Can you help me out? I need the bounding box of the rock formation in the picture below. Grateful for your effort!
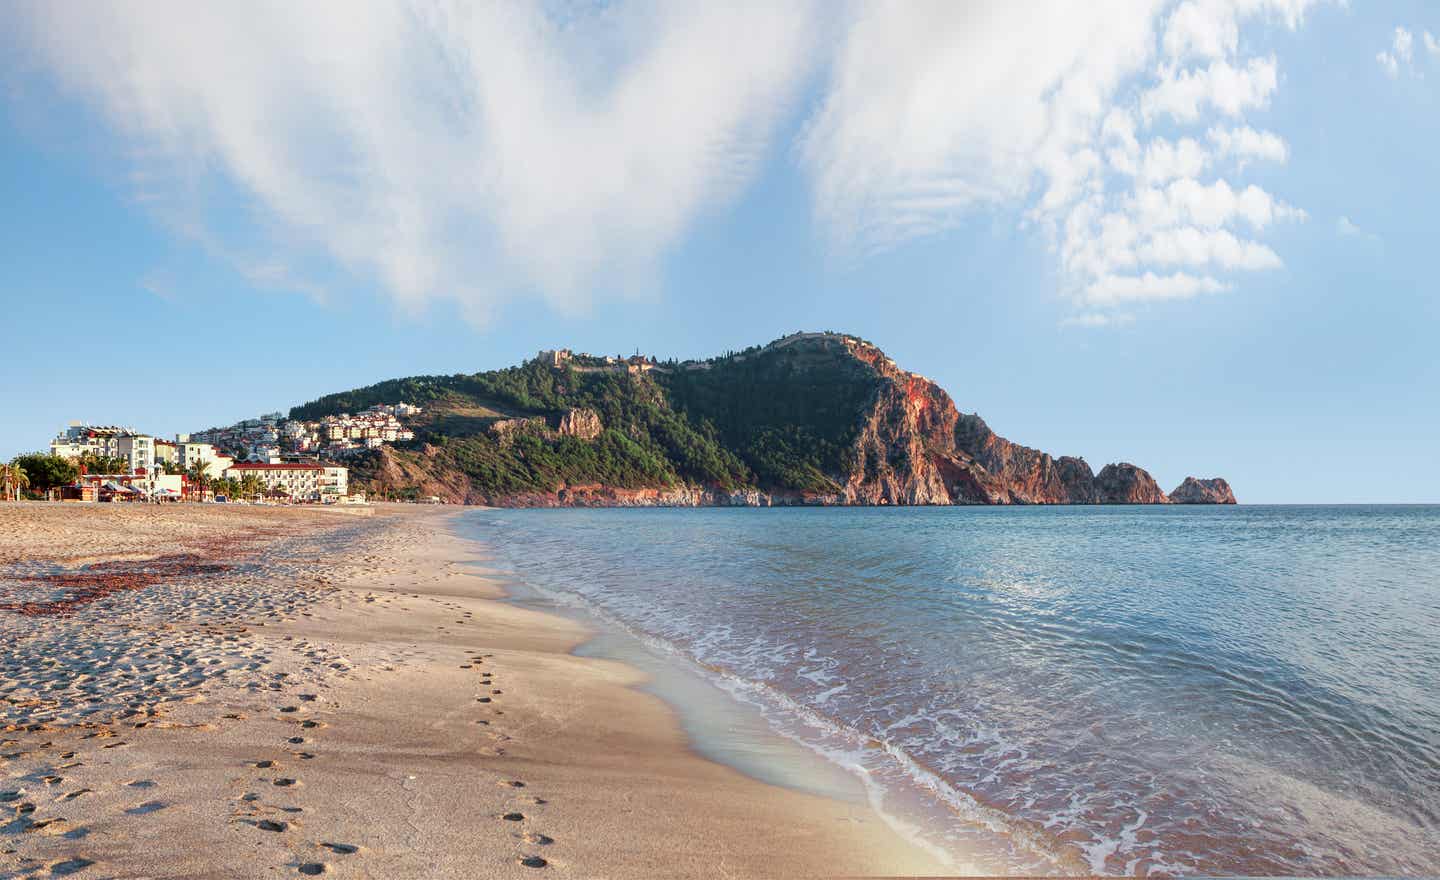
[1094,463,1170,504]
[556,408,603,441]
[1169,476,1237,504]
[326,331,1234,506]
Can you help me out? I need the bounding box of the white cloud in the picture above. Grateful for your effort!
[1335,215,1380,243]
[1141,56,1279,122]
[9,0,1328,327]
[10,1,816,321]
[803,0,1318,317]
[1133,179,1304,230]
[801,1,1168,254]
[1085,272,1230,306]
[1137,226,1283,270]
[1139,137,1212,184]
[1426,31,1440,57]
[1208,125,1289,164]
[1379,26,1424,77]
[1162,0,1324,61]
[1395,27,1415,63]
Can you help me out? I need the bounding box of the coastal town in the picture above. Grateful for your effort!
[0,403,425,504]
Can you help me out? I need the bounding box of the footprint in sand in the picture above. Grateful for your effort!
[523,833,554,846]
[24,817,69,835]
[256,819,289,832]
[501,812,524,822]
[125,801,168,815]
[321,842,359,854]
[273,778,299,787]
[518,855,548,868]
[298,864,329,875]
[49,856,96,875]
[254,760,278,769]
[125,780,157,789]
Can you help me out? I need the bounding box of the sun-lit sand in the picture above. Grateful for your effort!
[0,502,943,878]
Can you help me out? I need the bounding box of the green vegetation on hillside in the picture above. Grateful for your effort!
[659,343,880,493]
[294,336,883,499]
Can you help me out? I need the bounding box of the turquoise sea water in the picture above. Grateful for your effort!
[465,506,1440,876]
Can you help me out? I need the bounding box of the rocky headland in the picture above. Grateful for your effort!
[311,332,1235,507]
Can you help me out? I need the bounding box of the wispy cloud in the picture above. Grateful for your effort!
[1335,215,1380,243]
[801,0,1324,321]
[1377,24,1439,77]
[11,1,816,323]
[9,0,1335,329]
[1378,27,1414,77]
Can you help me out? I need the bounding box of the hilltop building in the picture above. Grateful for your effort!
[189,404,418,461]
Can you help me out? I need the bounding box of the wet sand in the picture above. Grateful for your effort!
[1,503,946,878]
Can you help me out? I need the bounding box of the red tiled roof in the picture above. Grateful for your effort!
[226,462,326,471]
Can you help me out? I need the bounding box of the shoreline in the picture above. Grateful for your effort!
[1,502,947,878]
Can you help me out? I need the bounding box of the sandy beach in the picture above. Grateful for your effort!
[0,502,945,879]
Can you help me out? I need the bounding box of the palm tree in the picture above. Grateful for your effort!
[239,473,264,502]
[1,461,29,501]
[186,458,213,502]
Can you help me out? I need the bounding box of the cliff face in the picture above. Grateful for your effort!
[1094,463,1170,504]
[1170,476,1237,504]
[337,331,1232,506]
[791,335,1173,506]
[953,414,1100,503]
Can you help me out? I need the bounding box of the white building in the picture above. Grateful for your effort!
[49,424,158,474]
[225,461,348,502]
[115,435,155,475]
[175,441,233,478]
[320,466,349,500]
[50,424,131,460]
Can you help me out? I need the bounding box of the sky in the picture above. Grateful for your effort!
[1,0,1437,503]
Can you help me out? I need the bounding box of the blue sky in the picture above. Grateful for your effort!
[1,1,1437,503]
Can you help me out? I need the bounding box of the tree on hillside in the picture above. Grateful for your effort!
[1,461,30,501]
[11,453,78,494]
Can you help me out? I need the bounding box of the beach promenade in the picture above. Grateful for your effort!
[0,503,940,878]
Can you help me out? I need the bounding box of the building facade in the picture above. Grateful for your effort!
[224,461,348,502]
[115,435,155,475]
[175,442,233,478]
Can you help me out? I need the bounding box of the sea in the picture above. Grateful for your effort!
[461,505,1440,876]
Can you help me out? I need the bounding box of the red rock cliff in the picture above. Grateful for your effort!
[1169,477,1237,504]
[1094,463,1170,504]
[829,336,1171,505]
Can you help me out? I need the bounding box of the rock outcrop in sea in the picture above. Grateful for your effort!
[1169,477,1237,504]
